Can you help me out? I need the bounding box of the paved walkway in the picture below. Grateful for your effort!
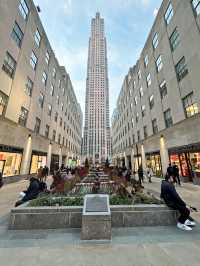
[1,178,200,265]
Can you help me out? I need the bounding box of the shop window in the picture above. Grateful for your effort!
[164,2,173,25]
[30,155,46,174]
[152,118,158,134]
[2,52,17,78]
[19,0,29,20]
[170,28,180,52]
[192,0,200,15]
[159,80,167,99]
[34,117,41,134]
[25,77,33,96]
[175,56,188,81]
[164,108,173,128]
[18,106,28,127]
[182,92,198,118]
[0,151,22,176]
[45,124,49,138]
[11,22,24,48]
[0,90,8,116]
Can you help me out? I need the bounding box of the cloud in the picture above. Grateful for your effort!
[153,8,158,17]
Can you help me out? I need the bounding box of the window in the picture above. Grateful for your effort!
[164,109,173,128]
[54,112,58,122]
[25,77,33,96]
[175,57,188,81]
[170,28,180,51]
[2,52,16,78]
[57,95,59,105]
[60,117,62,127]
[192,0,200,15]
[182,92,198,117]
[30,51,38,70]
[48,104,52,116]
[45,125,49,138]
[138,69,141,80]
[38,93,44,108]
[143,126,148,138]
[144,54,148,67]
[50,84,54,96]
[19,0,29,20]
[18,107,28,127]
[45,51,50,65]
[156,55,163,72]
[58,134,61,144]
[35,29,41,47]
[149,95,154,109]
[52,68,56,79]
[152,32,159,49]
[134,96,138,105]
[141,105,146,117]
[11,22,24,48]
[146,73,151,87]
[164,2,173,24]
[52,130,56,141]
[139,87,144,98]
[42,71,47,85]
[159,80,167,99]
[137,130,140,142]
[0,91,8,116]
[61,103,64,111]
[152,119,158,134]
[34,117,41,134]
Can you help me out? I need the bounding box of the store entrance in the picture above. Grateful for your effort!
[170,153,192,181]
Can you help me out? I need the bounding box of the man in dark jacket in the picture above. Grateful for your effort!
[138,165,144,187]
[167,163,174,177]
[161,174,195,231]
[172,162,181,185]
[15,177,41,207]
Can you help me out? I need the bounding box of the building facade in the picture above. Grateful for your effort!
[0,0,82,180]
[83,12,111,164]
[112,0,200,182]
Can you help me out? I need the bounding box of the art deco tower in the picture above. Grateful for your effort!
[83,12,111,163]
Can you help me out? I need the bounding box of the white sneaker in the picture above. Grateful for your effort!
[185,219,196,227]
[177,222,192,231]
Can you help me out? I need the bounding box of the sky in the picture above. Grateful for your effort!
[33,0,162,119]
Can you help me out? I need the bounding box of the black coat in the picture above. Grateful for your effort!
[160,180,186,209]
[23,177,40,202]
[167,166,174,176]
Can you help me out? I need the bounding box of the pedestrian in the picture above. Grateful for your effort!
[167,163,174,177]
[37,166,43,181]
[138,165,144,187]
[160,174,195,231]
[172,162,181,185]
[146,166,153,183]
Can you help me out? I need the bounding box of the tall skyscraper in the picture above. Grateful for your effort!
[83,12,111,164]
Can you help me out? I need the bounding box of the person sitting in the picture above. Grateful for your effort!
[160,174,195,231]
[15,176,41,207]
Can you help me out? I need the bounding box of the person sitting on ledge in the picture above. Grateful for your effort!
[15,176,41,207]
[160,174,195,231]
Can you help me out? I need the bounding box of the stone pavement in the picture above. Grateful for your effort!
[0,178,200,265]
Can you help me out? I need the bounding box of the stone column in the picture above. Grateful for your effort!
[141,144,147,171]
[20,135,32,175]
[160,136,169,176]
[59,147,62,168]
[46,143,52,170]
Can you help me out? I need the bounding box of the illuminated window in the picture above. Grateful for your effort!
[182,92,198,118]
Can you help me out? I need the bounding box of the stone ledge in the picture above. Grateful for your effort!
[9,204,178,230]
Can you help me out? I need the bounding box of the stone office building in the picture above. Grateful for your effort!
[112,0,200,183]
[0,0,83,180]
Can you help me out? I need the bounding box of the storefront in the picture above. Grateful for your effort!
[50,154,59,173]
[145,152,162,177]
[169,142,200,181]
[30,151,47,174]
[0,145,23,177]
